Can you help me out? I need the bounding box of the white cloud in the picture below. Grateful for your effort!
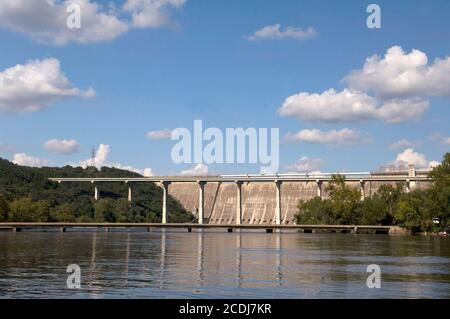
[388,139,419,150]
[247,24,317,41]
[0,0,185,45]
[284,128,370,146]
[429,133,450,146]
[178,163,209,176]
[146,129,173,140]
[344,46,450,99]
[124,0,186,29]
[278,46,450,124]
[286,156,325,173]
[73,143,153,176]
[394,148,437,169]
[44,139,80,155]
[0,58,95,113]
[277,88,428,123]
[12,153,49,167]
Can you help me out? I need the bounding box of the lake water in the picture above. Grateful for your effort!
[0,229,449,298]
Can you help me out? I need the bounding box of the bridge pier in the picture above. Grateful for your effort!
[316,180,322,199]
[197,181,206,225]
[235,181,243,225]
[127,183,132,202]
[162,181,171,224]
[360,180,365,201]
[94,184,99,201]
[275,181,282,225]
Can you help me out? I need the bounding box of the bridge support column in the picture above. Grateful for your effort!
[197,181,206,224]
[128,184,132,203]
[235,181,243,225]
[94,185,99,201]
[275,181,282,225]
[162,181,171,224]
[406,179,411,193]
[360,180,365,201]
[316,180,322,199]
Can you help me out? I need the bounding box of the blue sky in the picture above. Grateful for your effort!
[0,0,449,175]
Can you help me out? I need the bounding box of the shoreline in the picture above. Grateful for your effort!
[0,222,447,236]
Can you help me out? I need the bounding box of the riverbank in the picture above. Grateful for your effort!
[1,222,447,236]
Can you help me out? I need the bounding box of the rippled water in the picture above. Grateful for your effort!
[0,229,449,298]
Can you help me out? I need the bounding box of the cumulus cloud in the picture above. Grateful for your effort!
[247,24,317,41]
[12,153,49,167]
[344,46,450,99]
[44,139,80,155]
[394,148,437,169]
[178,163,209,176]
[284,128,370,146]
[0,58,95,113]
[146,129,173,140]
[388,139,419,150]
[0,0,186,45]
[73,143,153,176]
[286,156,325,173]
[278,46,450,124]
[277,88,428,123]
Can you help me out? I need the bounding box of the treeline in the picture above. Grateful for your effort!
[0,158,193,223]
[295,153,450,232]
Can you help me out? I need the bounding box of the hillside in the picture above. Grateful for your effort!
[0,158,193,223]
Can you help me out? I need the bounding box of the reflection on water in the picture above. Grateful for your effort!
[0,229,449,298]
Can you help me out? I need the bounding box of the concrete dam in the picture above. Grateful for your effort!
[49,165,431,226]
[166,170,431,225]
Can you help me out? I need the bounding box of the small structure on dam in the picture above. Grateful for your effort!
[49,165,431,226]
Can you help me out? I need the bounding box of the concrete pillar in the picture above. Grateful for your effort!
[94,184,99,201]
[235,181,243,225]
[197,181,206,224]
[408,164,416,190]
[162,181,171,224]
[128,184,132,203]
[316,180,322,198]
[275,181,282,225]
[360,180,365,201]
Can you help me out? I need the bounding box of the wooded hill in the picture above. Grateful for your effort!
[0,158,193,223]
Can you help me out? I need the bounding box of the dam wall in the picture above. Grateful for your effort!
[164,176,431,225]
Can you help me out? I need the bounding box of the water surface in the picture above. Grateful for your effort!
[0,230,449,298]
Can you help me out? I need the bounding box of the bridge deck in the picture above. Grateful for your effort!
[0,222,392,233]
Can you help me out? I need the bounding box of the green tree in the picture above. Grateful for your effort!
[94,199,116,222]
[0,195,9,222]
[359,196,390,225]
[295,197,334,224]
[428,152,450,229]
[326,175,362,224]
